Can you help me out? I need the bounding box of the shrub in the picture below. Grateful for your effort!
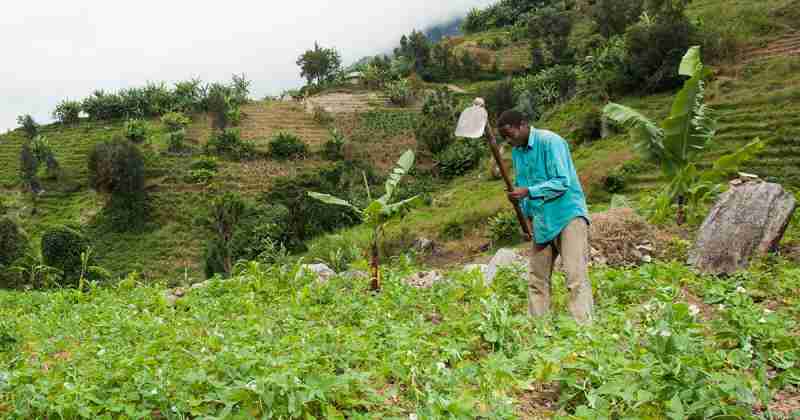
[16,115,38,139]
[206,128,256,161]
[269,132,307,160]
[489,211,519,243]
[166,130,187,153]
[190,156,219,172]
[574,109,603,144]
[124,119,148,143]
[323,128,345,160]
[604,171,627,194]
[435,140,485,179]
[576,36,629,99]
[624,17,694,92]
[386,79,414,106]
[88,138,148,231]
[19,143,41,193]
[160,112,191,132]
[0,217,29,270]
[440,220,465,240]
[591,0,644,38]
[415,89,457,155]
[513,65,578,119]
[185,169,216,184]
[52,100,81,125]
[41,225,89,284]
[477,79,515,121]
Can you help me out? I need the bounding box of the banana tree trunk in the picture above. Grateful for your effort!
[370,240,381,292]
[676,195,687,226]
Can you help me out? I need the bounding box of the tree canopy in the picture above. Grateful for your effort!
[296,42,342,86]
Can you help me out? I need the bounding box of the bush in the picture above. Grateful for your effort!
[624,17,694,92]
[386,79,414,106]
[323,128,345,160]
[604,171,627,194]
[19,143,40,193]
[435,140,485,179]
[513,65,578,119]
[576,36,629,99]
[41,226,89,284]
[185,169,216,184]
[190,156,219,172]
[488,211,519,243]
[124,119,148,143]
[415,89,457,155]
[269,132,307,160]
[574,109,603,144]
[53,100,81,125]
[591,0,644,38]
[204,193,292,278]
[166,130,187,153]
[16,115,38,139]
[477,79,515,121]
[88,138,148,231]
[161,112,191,132]
[206,128,256,161]
[0,217,28,270]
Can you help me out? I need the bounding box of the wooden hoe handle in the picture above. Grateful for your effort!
[486,123,533,242]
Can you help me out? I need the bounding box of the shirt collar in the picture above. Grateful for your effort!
[513,129,537,151]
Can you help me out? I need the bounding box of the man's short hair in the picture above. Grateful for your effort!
[497,110,527,129]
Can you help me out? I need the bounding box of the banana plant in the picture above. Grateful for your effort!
[603,46,762,225]
[308,150,420,291]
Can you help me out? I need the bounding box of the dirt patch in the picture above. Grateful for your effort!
[764,387,800,417]
[515,383,560,419]
[681,287,716,322]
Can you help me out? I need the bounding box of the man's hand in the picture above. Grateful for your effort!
[507,187,529,202]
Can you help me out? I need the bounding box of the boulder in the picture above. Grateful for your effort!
[689,181,796,274]
[485,248,527,283]
[297,263,336,283]
[412,238,436,253]
[404,271,444,288]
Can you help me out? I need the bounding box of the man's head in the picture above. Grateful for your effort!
[497,110,530,146]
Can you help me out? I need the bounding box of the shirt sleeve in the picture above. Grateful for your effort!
[527,139,571,202]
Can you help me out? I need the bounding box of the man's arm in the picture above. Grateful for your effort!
[527,139,571,202]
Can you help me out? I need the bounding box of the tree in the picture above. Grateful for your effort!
[591,0,644,38]
[16,115,38,139]
[88,138,147,230]
[604,46,762,225]
[296,42,342,86]
[528,5,575,67]
[308,150,420,291]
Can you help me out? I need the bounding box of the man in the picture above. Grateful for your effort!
[496,110,593,324]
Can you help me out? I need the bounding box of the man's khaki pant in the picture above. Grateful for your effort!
[528,217,593,324]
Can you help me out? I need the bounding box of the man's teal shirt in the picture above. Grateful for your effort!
[511,128,589,244]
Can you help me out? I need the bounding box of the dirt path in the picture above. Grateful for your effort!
[741,32,800,63]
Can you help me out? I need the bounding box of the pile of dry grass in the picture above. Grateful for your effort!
[589,208,664,266]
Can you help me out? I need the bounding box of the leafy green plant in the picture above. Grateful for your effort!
[88,138,148,231]
[186,157,219,183]
[206,128,256,161]
[435,140,484,179]
[16,115,39,139]
[160,112,191,132]
[269,132,307,160]
[41,225,90,286]
[415,89,457,155]
[308,150,419,290]
[124,119,148,143]
[488,211,519,244]
[166,130,187,153]
[604,46,763,225]
[52,100,81,125]
[323,128,346,160]
[0,217,30,288]
[386,79,414,106]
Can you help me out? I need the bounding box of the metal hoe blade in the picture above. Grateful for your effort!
[455,99,489,139]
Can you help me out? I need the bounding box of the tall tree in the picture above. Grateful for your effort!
[296,42,342,86]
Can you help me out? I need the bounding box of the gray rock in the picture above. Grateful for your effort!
[164,290,179,307]
[413,238,436,253]
[404,271,444,288]
[341,270,369,280]
[485,248,527,283]
[297,263,337,283]
[689,181,797,274]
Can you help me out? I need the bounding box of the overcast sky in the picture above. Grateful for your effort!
[0,0,494,133]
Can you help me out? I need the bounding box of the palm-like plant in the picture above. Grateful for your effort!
[308,150,420,291]
[603,46,761,224]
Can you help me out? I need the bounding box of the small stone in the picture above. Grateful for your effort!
[413,238,436,253]
[297,263,336,283]
[642,255,653,263]
[404,271,444,288]
[485,248,527,284]
[173,287,185,297]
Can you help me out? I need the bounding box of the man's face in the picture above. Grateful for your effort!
[499,123,526,144]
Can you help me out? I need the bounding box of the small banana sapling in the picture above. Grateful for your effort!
[308,150,420,291]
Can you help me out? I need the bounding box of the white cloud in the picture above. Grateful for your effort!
[0,0,493,132]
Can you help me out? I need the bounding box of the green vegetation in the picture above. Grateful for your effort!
[309,150,419,290]
[88,138,148,231]
[268,132,308,160]
[40,225,90,285]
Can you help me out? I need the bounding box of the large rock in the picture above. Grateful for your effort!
[485,248,527,283]
[689,181,796,274]
[297,263,336,283]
